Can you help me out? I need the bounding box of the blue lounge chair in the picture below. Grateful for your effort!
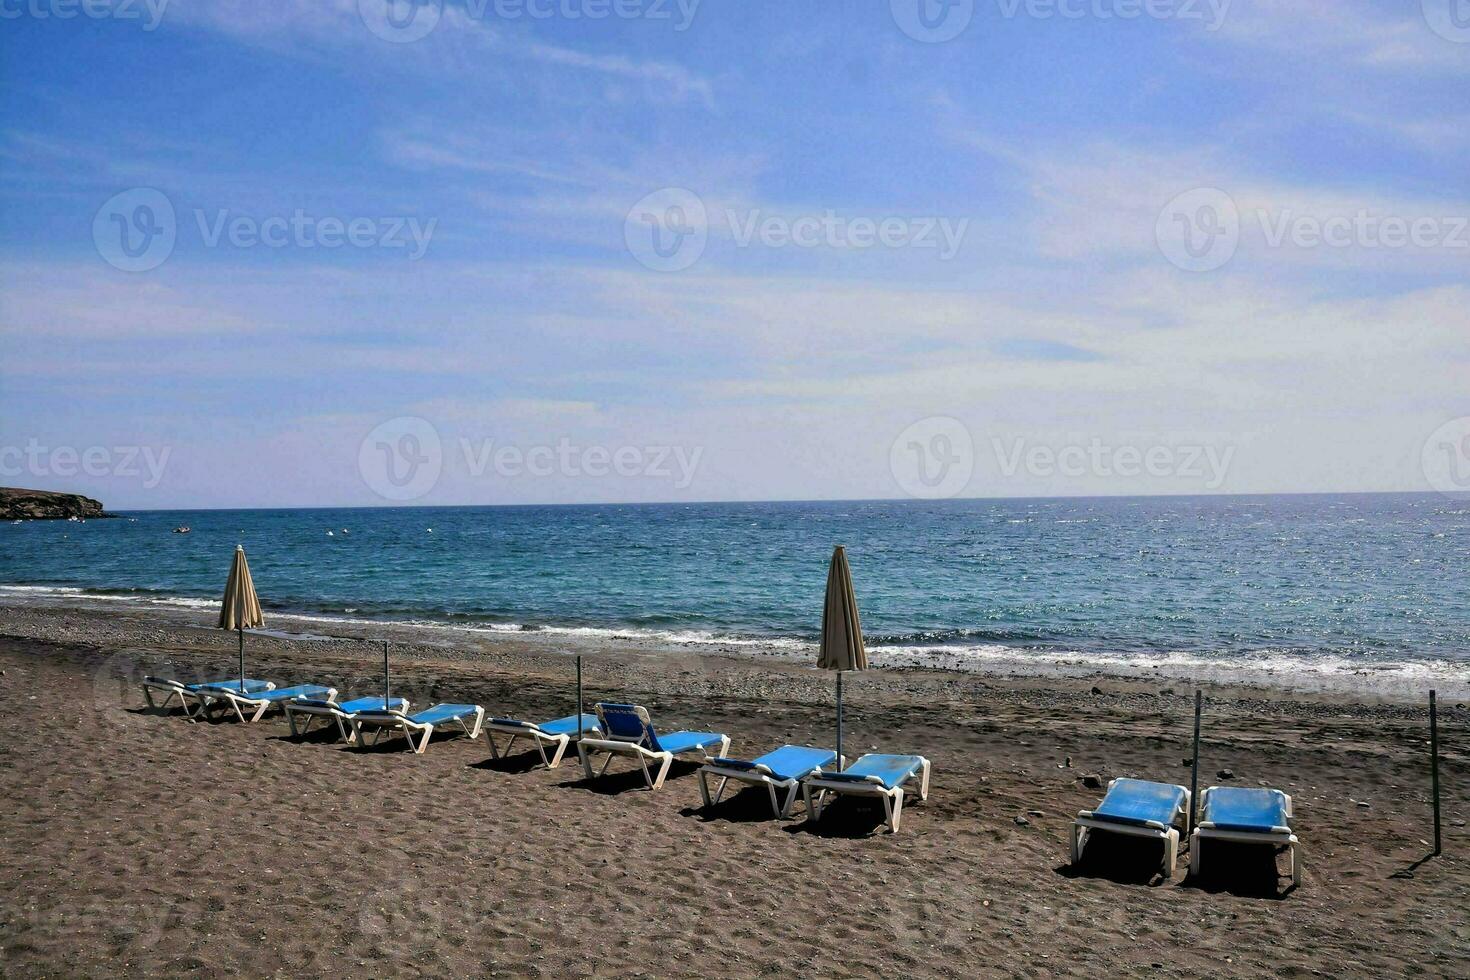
[141,676,274,716]
[698,745,840,818]
[282,695,411,743]
[576,702,730,790]
[1071,777,1191,875]
[1189,786,1301,887]
[484,713,601,769]
[348,703,485,754]
[802,753,931,833]
[196,684,338,724]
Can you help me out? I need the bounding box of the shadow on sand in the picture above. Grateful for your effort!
[781,797,894,839]
[1389,851,1439,881]
[1054,831,1174,886]
[1178,839,1296,899]
[346,730,475,754]
[556,760,705,796]
[468,751,546,775]
[268,725,343,746]
[681,785,791,825]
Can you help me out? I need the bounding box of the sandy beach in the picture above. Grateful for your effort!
[0,600,1465,977]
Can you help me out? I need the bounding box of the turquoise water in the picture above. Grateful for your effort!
[2,494,1466,682]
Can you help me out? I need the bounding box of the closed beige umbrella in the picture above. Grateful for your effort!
[219,545,264,692]
[819,545,867,766]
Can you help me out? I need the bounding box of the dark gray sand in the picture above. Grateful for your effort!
[0,602,1466,977]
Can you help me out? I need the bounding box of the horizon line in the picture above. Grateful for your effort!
[89,487,1450,513]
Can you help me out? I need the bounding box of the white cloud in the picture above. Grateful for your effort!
[165,0,715,106]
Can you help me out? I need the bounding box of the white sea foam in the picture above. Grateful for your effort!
[4,583,1466,698]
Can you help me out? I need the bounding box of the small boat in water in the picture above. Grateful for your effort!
[172,526,191,534]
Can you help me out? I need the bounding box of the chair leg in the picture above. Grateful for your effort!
[918,760,931,801]
[766,781,781,818]
[413,724,433,754]
[578,743,595,780]
[546,736,570,769]
[781,781,801,818]
[1189,830,1202,878]
[652,753,673,790]
[714,775,730,805]
[876,787,899,834]
[1071,824,1084,865]
[1291,844,1302,887]
[1164,829,1179,877]
[698,770,712,808]
[535,737,552,769]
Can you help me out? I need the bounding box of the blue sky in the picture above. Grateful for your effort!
[0,0,1466,508]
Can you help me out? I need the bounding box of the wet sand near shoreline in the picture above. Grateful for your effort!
[0,602,1467,977]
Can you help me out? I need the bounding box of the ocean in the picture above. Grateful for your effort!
[2,493,1467,690]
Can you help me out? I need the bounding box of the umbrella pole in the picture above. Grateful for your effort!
[1431,690,1441,856]
[576,655,584,737]
[383,640,390,709]
[1188,690,1202,837]
[237,625,244,692]
[836,670,844,767]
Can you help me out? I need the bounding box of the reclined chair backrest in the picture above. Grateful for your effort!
[594,703,663,752]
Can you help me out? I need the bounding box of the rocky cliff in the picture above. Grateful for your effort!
[0,487,110,520]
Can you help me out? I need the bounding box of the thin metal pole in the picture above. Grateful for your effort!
[1188,690,1202,837]
[1431,690,1441,856]
[576,655,584,737]
[238,626,244,691]
[383,640,390,709]
[836,671,844,768]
